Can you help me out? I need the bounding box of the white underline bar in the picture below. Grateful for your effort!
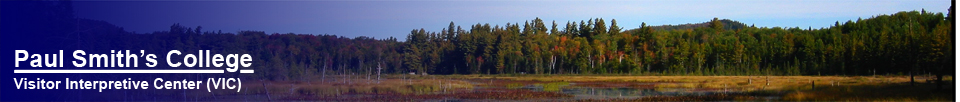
[240,69,254,73]
[14,69,225,73]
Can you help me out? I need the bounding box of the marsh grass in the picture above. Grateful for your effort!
[506,83,524,89]
[240,76,473,100]
[469,76,946,90]
[216,75,952,101]
[783,82,954,101]
[466,75,954,101]
[539,82,570,92]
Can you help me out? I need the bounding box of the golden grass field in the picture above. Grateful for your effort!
[225,75,953,101]
[244,78,472,95]
[468,75,954,101]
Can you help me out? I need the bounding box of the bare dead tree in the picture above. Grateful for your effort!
[377,62,382,84]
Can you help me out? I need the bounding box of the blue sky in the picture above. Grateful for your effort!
[73,0,950,41]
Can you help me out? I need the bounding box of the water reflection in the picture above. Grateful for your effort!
[470,80,782,100]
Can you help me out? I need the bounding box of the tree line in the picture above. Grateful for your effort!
[403,11,952,77]
[7,1,953,81]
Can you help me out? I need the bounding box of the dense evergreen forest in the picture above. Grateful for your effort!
[6,1,954,81]
[398,12,953,77]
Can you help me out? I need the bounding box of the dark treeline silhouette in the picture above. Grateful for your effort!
[647,19,750,31]
[5,1,954,81]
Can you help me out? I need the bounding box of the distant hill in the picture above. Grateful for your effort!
[646,19,749,31]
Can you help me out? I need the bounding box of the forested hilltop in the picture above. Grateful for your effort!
[645,19,750,31]
[8,1,952,81]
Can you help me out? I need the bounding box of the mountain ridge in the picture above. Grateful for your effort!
[647,19,750,31]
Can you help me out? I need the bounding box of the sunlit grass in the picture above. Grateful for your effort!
[782,82,953,101]
[240,76,474,100]
[226,75,952,101]
[465,75,954,101]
